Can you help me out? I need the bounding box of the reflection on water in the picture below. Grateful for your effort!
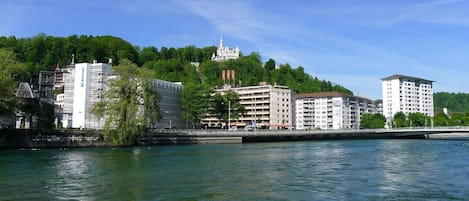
[1,140,469,200]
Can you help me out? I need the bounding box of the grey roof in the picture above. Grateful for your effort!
[296,92,372,103]
[15,82,34,98]
[381,74,434,82]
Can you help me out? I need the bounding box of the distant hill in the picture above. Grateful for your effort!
[434,92,469,113]
[0,33,352,94]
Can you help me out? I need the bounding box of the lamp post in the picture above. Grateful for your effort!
[166,111,172,129]
[228,100,231,130]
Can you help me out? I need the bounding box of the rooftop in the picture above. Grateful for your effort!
[296,92,372,102]
[381,74,434,82]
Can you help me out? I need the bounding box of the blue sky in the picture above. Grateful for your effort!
[1,0,469,99]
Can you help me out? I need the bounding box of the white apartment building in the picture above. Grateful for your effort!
[202,83,293,129]
[61,61,112,129]
[295,92,374,130]
[382,74,434,124]
[60,61,184,129]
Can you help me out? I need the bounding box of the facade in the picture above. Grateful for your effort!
[61,61,112,128]
[60,61,184,129]
[381,74,434,125]
[202,83,294,129]
[211,36,240,62]
[13,71,55,129]
[149,79,185,129]
[295,92,374,130]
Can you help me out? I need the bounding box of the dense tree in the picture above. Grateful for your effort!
[433,113,448,127]
[181,83,213,128]
[0,34,138,73]
[393,112,407,128]
[138,47,159,65]
[360,113,386,129]
[92,59,160,145]
[0,48,28,115]
[408,112,428,127]
[265,58,276,71]
[208,90,245,128]
[434,92,469,113]
[0,34,354,96]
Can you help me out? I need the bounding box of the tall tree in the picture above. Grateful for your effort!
[181,83,213,128]
[393,112,407,128]
[92,59,160,145]
[434,112,449,126]
[0,48,28,115]
[408,112,427,127]
[208,90,245,128]
[360,113,386,129]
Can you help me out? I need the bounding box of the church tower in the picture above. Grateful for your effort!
[211,36,240,62]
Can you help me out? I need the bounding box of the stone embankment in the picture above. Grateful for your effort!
[1,128,430,149]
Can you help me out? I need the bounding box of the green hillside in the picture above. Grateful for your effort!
[434,92,469,113]
[0,34,352,94]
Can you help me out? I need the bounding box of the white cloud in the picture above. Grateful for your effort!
[377,0,468,27]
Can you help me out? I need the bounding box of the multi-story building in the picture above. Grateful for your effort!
[211,36,240,62]
[62,61,112,129]
[149,79,184,129]
[295,92,374,130]
[381,74,434,125]
[202,83,294,129]
[60,61,184,129]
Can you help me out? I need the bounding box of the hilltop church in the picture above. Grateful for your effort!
[211,36,240,62]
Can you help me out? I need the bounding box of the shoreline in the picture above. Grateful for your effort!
[2,128,469,149]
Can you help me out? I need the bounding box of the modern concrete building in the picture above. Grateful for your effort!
[295,92,374,130]
[202,83,294,129]
[61,61,112,129]
[148,79,184,129]
[381,74,434,125]
[211,36,240,62]
[60,61,184,129]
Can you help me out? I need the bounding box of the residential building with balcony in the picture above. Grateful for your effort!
[295,92,374,130]
[202,83,294,129]
[381,74,434,125]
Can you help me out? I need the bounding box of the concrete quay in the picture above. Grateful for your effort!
[2,128,468,148]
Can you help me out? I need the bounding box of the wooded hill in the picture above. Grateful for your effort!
[0,34,352,94]
[434,92,469,113]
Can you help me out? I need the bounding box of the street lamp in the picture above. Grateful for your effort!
[166,111,172,129]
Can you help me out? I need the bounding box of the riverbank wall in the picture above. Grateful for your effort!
[0,129,110,149]
[0,129,429,149]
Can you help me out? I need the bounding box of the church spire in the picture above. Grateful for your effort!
[219,36,224,48]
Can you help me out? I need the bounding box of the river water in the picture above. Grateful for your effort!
[1,139,469,200]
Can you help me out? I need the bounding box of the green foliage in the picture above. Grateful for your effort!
[360,113,386,129]
[208,90,245,127]
[181,83,213,128]
[0,48,28,115]
[408,112,429,127]
[0,34,138,75]
[434,113,449,126]
[393,112,407,128]
[92,59,160,145]
[434,92,469,113]
[434,112,469,127]
[1,34,353,96]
